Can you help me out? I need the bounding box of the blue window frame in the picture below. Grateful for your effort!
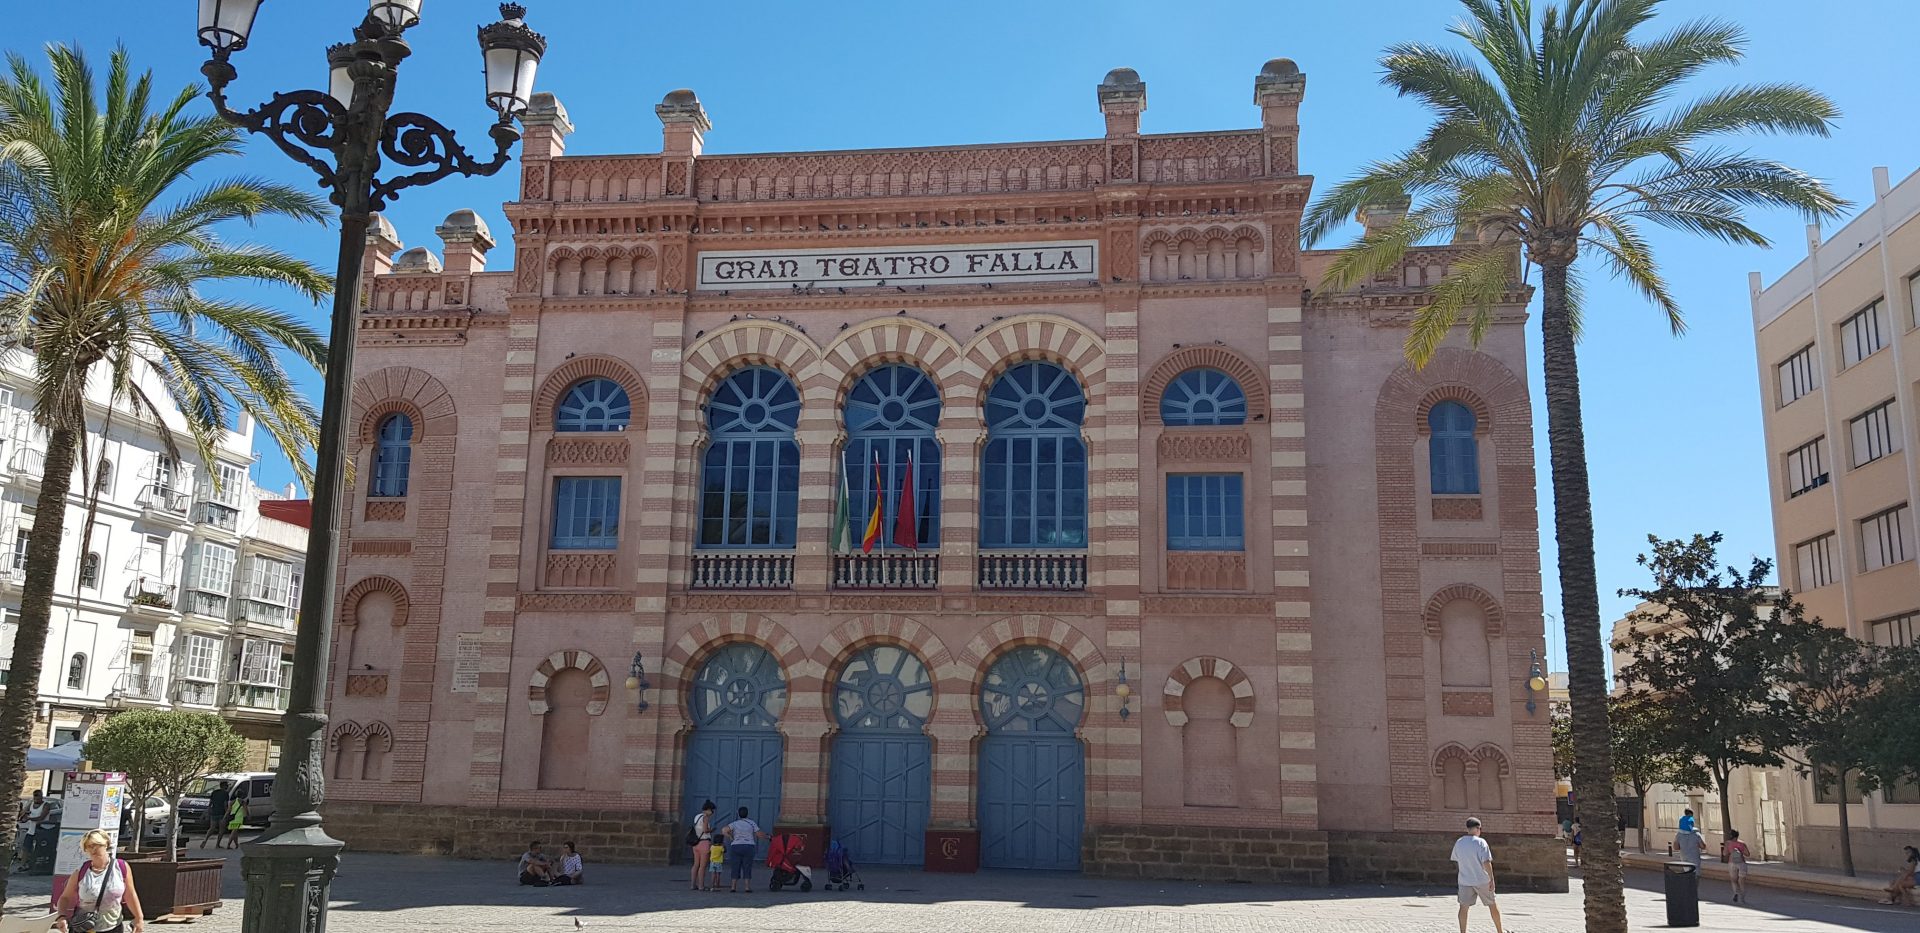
[370,413,412,498]
[845,365,942,546]
[699,367,801,548]
[980,362,1087,549]
[1161,368,1247,426]
[1166,474,1244,550]
[555,377,632,432]
[551,476,622,549]
[1428,401,1480,494]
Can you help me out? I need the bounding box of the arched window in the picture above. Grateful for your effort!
[1428,401,1479,494]
[981,362,1087,549]
[66,653,86,690]
[844,365,941,547]
[1161,368,1247,426]
[80,552,100,590]
[698,368,801,548]
[371,413,413,498]
[554,377,632,432]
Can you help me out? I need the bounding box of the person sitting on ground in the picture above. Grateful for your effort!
[1725,828,1751,903]
[554,841,584,886]
[518,840,554,886]
[1885,844,1918,906]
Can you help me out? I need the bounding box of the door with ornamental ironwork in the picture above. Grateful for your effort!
[977,646,1086,870]
[827,644,933,864]
[683,644,787,856]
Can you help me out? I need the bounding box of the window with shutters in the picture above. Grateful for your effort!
[1785,436,1829,498]
[11,528,27,573]
[235,639,283,686]
[1849,400,1902,468]
[1839,300,1888,368]
[1777,345,1818,406]
[1794,533,1837,590]
[248,556,293,604]
[1860,504,1912,572]
[1166,474,1245,551]
[80,552,100,589]
[1869,611,1916,648]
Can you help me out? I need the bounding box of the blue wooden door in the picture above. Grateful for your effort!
[682,644,787,855]
[827,644,933,865]
[977,646,1086,870]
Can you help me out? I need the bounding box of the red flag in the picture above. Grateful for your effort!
[861,452,884,553]
[892,450,919,550]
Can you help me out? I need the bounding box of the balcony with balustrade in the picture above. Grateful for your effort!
[181,589,230,629]
[191,500,242,538]
[690,551,794,590]
[108,673,168,708]
[976,551,1088,591]
[235,597,295,635]
[833,551,940,590]
[0,553,24,594]
[173,679,219,707]
[125,577,179,622]
[135,483,192,527]
[4,447,44,492]
[222,682,289,721]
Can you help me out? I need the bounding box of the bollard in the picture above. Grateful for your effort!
[1664,861,1700,927]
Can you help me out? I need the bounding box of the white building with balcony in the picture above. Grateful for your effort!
[0,361,311,791]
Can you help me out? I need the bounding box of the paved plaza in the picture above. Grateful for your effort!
[4,844,1915,932]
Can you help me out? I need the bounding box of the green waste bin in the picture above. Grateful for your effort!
[1664,860,1699,927]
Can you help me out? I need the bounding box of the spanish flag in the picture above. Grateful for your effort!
[860,452,884,553]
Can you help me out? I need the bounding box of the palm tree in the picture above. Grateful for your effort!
[1303,2,1844,929]
[0,45,329,899]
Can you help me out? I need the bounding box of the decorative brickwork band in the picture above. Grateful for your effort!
[529,650,612,717]
[1140,345,1269,425]
[532,355,648,428]
[1161,656,1256,728]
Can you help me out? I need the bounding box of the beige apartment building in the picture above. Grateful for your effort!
[1750,164,1920,873]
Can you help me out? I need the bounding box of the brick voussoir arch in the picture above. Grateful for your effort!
[814,614,959,708]
[1141,345,1271,426]
[957,314,1107,420]
[1161,656,1257,728]
[532,355,648,427]
[327,720,365,750]
[340,575,410,627]
[1414,385,1493,434]
[1421,583,1505,638]
[663,616,814,699]
[1471,743,1511,775]
[1432,742,1474,775]
[351,365,458,443]
[958,614,1110,710]
[823,319,967,410]
[680,319,825,405]
[528,650,611,717]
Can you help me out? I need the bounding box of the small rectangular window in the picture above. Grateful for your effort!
[551,477,622,549]
[1839,299,1888,368]
[1860,504,1912,572]
[1794,533,1837,590]
[1166,474,1245,551]
[1784,436,1829,498]
[1849,400,1902,468]
[1870,611,1917,648]
[1777,345,1818,406]
[1909,271,1920,330]
[10,529,26,572]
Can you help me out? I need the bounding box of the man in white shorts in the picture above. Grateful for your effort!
[1451,817,1505,933]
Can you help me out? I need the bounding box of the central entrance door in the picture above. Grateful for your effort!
[977,646,1086,870]
[828,644,933,865]
[683,644,787,855]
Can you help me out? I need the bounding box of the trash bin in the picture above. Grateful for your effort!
[1664,860,1699,927]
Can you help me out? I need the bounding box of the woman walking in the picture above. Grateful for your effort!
[688,800,717,891]
[54,829,144,932]
[722,806,767,893]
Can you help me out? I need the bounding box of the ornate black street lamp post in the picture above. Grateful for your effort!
[193,3,546,930]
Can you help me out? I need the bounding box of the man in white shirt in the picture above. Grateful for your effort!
[1451,817,1505,933]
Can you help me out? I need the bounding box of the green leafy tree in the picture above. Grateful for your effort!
[1551,706,1577,781]
[1782,632,1920,876]
[0,46,329,897]
[1857,646,1920,810]
[82,710,246,861]
[1615,533,1822,859]
[1303,4,1845,926]
[1609,693,1706,852]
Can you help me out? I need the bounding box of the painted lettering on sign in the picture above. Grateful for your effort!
[696,241,1098,290]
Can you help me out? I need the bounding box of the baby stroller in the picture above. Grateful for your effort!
[825,839,864,891]
[766,833,813,892]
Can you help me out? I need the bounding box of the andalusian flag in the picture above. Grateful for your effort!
[860,452,885,553]
[832,458,850,552]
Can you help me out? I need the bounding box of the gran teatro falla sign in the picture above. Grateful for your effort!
[696,240,1098,291]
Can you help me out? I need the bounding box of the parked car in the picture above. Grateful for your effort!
[120,795,171,843]
[177,772,275,830]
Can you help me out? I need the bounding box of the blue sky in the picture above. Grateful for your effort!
[14,1,1920,668]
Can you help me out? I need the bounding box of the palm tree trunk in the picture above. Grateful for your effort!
[1836,767,1854,876]
[0,423,81,903]
[1539,260,1624,933]
[1717,770,1735,864]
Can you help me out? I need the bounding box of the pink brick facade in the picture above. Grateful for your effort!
[322,61,1562,888]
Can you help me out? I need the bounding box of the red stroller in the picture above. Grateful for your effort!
[766,833,813,892]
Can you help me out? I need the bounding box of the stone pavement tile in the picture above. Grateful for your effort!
[4,853,1915,932]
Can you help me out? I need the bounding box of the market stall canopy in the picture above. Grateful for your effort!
[25,740,85,771]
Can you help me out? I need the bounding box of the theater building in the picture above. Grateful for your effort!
[321,61,1564,888]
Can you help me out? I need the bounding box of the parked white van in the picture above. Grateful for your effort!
[177,772,276,830]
